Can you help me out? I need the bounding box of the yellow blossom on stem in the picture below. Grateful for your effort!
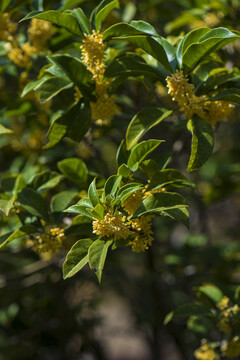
[123,190,143,215]
[166,70,234,125]
[81,30,106,83]
[90,92,119,126]
[130,215,154,252]
[28,18,54,51]
[0,13,17,41]
[194,343,219,360]
[32,227,66,256]
[92,211,131,240]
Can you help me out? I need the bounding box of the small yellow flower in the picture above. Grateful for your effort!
[123,190,143,215]
[81,30,106,83]
[93,211,131,240]
[217,296,230,311]
[32,227,65,256]
[90,92,119,126]
[28,18,54,51]
[194,343,219,360]
[0,13,17,41]
[166,70,234,125]
[129,215,154,252]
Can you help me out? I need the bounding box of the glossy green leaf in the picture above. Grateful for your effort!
[103,175,122,200]
[103,22,148,40]
[182,27,240,71]
[105,54,163,81]
[198,284,223,304]
[0,225,36,250]
[126,107,172,150]
[148,169,194,190]
[131,192,187,218]
[116,140,129,167]
[127,140,164,171]
[20,10,84,37]
[21,76,50,98]
[63,238,93,279]
[60,0,85,12]
[45,100,91,148]
[88,179,100,207]
[129,20,159,37]
[0,0,11,13]
[117,164,132,178]
[72,8,90,35]
[36,77,72,103]
[48,55,93,98]
[208,89,240,103]
[162,207,189,227]
[0,124,13,135]
[50,190,77,212]
[64,205,93,219]
[91,0,119,30]
[58,158,88,187]
[65,216,92,237]
[187,116,214,172]
[17,188,49,220]
[31,170,63,193]
[88,239,113,282]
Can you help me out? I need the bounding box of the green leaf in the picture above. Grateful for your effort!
[88,239,113,282]
[63,238,93,279]
[117,164,132,178]
[162,207,189,227]
[17,188,49,220]
[60,0,85,12]
[57,158,88,187]
[103,22,149,40]
[173,302,212,318]
[0,124,13,135]
[198,284,223,304]
[72,8,90,35]
[20,10,84,37]
[127,140,164,171]
[187,116,214,172]
[50,190,77,212]
[129,20,159,37]
[88,179,100,207]
[182,27,240,71]
[105,53,164,81]
[91,0,119,30]
[45,100,91,148]
[0,225,36,250]
[208,89,240,104]
[64,205,93,219]
[103,175,122,200]
[65,216,92,237]
[31,170,63,193]
[148,169,194,190]
[48,55,93,98]
[36,77,72,103]
[116,140,129,167]
[21,76,50,98]
[0,0,11,13]
[126,107,172,150]
[131,192,187,218]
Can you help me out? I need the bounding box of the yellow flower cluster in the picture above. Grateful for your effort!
[0,13,17,41]
[221,336,240,358]
[130,215,154,252]
[90,92,119,126]
[81,30,106,83]
[5,18,54,69]
[166,70,234,125]
[81,31,119,125]
[93,211,131,241]
[216,296,240,333]
[194,344,219,360]
[28,18,54,51]
[32,227,66,255]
